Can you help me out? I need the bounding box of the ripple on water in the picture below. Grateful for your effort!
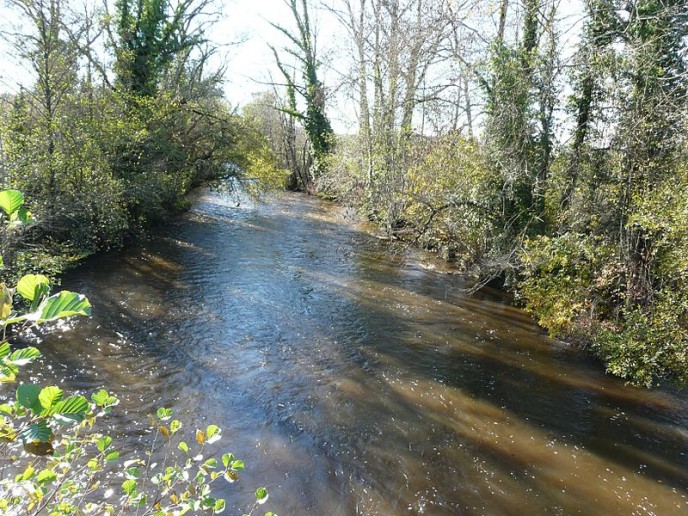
[19,189,688,515]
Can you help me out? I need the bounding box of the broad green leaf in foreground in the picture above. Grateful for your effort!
[16,274,49,302]
[51,395,89,425]
[19,420,52,444]
[31,291,91,322]
[17,383,42,413]
[0,190,23,216]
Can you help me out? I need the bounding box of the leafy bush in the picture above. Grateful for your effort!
[519,233,621,340]
[593,291,688,387]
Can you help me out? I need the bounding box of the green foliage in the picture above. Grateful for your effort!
[231,114,291,192]
[114,0,204,96]
[519,233,620,340]
[593,291,688,387]
[401,134,496,264]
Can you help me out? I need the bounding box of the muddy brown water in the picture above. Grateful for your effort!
[18,189,688,514]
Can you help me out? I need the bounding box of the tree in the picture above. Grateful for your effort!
[110,0,210,97]
[270,0,334,191]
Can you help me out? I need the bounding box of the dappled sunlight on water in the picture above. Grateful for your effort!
[20,189,688,515]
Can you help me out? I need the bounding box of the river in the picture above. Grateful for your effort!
[25,189,688,514]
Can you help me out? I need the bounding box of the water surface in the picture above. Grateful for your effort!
[25,189,688,514]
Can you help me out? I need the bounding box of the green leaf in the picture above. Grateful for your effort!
[91,389,118,408]
[8,347,41,366]
[203,458,218,468]
[17,274,50,303]
[214,499,226,513]
[170,419,182,434]
[206,424,221,443]
[19,420,52,444]
[20,465,35,481]
[230,460,245,471]
[221,453,234,468]
[97,436,112,452]
[178,441,189,453]
[0,342,10,360]
[38,386,63,411]
[52,395,89,425]
[106,451,120,462]
[16,207,33,224]
[0,284,13,320]
[156,407,172,421]
[32,291,91,322]
[16,383,42,413]
[125,467,141,479]
[122,479,138,496]
[255,487,268,504]
[0,190,24,216]
[36,469,57,484]
[202,498,217,508]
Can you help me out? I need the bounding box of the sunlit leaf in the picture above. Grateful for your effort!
[125,467,141,480]
[39,386,63,412]
[51,395,89,425]
[97,436,112,452]
[0,284,13,320]
[255,487,268,504]
[8,346,41,366]
[122,479,137,496]
[91,389,119,408]
[106,451,120,462]
[19,465,35,481]
[221,453,234,468]
[32,291,91,322]
[16,274,50,302]
[0,342,10,360]
[206,424,221,443]
[0,190,24,216]
[214,499,226,513]
[36,469,57,484]
[230,460,245,471]
[178,441,189,453]
[156,407,172,421]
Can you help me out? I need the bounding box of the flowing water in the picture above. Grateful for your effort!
[21,189,688,514]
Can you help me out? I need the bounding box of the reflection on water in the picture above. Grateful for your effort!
[20,189,688,514]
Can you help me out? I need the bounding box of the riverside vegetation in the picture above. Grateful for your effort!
[260,0,688,388]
